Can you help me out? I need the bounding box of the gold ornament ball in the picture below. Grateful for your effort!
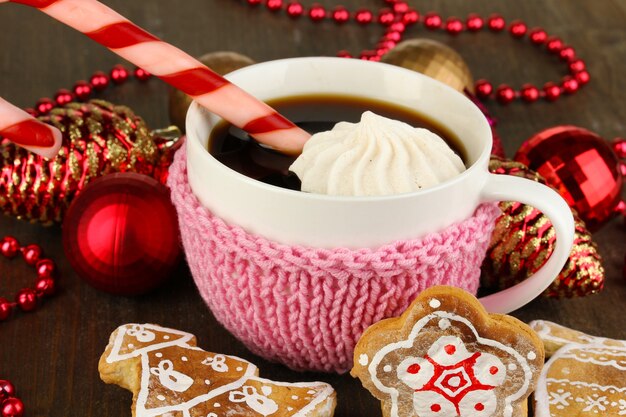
[381,39,474,93]
[168,51,256,131]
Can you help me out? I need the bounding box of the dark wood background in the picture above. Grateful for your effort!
[1,1,624,416]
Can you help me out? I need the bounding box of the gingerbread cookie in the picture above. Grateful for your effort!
[99,324,336,417]
[351,286,544,417]
[529,320,626,357]
[533,343,626,417]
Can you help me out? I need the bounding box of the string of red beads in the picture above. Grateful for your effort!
[0,379,24,417]
[27,65,152,117]
[238,0,589,104]
[0,237,57,321]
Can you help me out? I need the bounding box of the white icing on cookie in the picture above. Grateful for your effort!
[534,343,626,417]
[430,299,441,308]
[368,312,534,417]
[359,354,369,366]
[105,324,335,417]
[397,357,435,390]
[529,320,626,349]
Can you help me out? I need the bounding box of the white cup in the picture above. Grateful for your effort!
[185,57,574,313]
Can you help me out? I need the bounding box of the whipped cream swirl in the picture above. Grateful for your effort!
[289,111,465,196]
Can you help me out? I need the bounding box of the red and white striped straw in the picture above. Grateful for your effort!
[0,96,62,158]
[4,0,311,155]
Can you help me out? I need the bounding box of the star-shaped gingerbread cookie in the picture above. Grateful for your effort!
[351,286,543,417]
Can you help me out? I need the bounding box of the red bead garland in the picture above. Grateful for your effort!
[0,237,56,321]
[232,0,588,104]
[0,380,24,417]
[24,65,152,118]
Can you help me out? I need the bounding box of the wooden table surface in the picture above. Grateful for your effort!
[1,1,625,416]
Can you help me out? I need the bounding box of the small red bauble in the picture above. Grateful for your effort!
[487,14,505,31]
[528,27,548,44]
[390,21,405,32]
[354,9,373,24]
[0,299,11,321]
[392,1,408,14]
[559,46,576,61]
[54,89,74,106]
[423,12,442,30]
[21,244,41,265]
[1,237,19,258]
[286,1,303,17]
[562,76,579,94]
[520,84,540,102]
[475,79,493,99]
[15,288,37,312]
[466,13,483,31]
[515,126,623,230]
[445,17,463,35]
[569,59,586,73]
[62,173,181,295]
[133,67,151,81]
[331,6,349,23]
[384,31,402,42]
[34,277,55,296]
[36,259,56,278]
[0,381,15,398]
[265,0,282,11]
[90,71,109,91]
[402,9,419,25]
[336,49,352,58]
[509,20,527,37]
[495,84,515,104]
[1,397,24,417]
[35,98,54,115]
[110,65,130,84]
[575,70,591,85]
[308,4,326,21]
[543,82,562,101]
[246,0,262,5]
[546,36,563,53]
[377,8,394,25]
[72,81,92,100]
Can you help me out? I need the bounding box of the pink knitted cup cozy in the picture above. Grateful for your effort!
[168,145,500,374]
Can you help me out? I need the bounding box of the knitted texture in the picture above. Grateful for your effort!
[168,145,500,373]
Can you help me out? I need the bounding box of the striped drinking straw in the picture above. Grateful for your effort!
[2,0,311,156]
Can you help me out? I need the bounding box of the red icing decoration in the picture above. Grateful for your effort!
[489,366,498,374]
[407,363,421,374]
[431,404,441,412]
[475,403,485,411]
[445,344,456,355]
[417,351,495,415]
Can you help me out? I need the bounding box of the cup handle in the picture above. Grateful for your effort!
[476,173,575,313]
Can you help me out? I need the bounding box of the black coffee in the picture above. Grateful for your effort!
[208,94,466,191]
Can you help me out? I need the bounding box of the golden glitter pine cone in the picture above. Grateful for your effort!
[0,99,181,225]
[482,157,604,298]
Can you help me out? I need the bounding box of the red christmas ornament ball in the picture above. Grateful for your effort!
[62,173,181,295]
[0,299,11,321]
[0,380,15,398]
[1,397,24,417]
[515,126,623,230]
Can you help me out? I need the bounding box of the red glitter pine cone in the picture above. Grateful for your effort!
[0,100,182,224]
[482,156,604,298]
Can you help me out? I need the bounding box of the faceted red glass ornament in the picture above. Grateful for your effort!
[62,173,181,295]
[515,126,623,230]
